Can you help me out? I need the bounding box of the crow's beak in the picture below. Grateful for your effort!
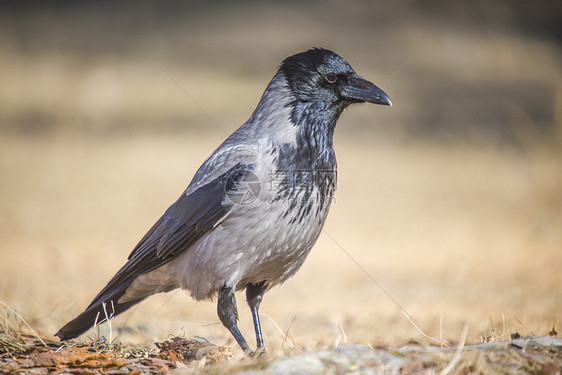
[339,74,392,106]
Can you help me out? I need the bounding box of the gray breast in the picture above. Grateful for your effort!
[233,142,337,287]
[167,141,337,300]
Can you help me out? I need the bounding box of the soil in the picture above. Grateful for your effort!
[2,333,560,374]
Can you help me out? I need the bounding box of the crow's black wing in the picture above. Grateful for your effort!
[56,162,255,340]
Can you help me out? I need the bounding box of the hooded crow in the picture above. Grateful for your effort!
[56,48,392,356]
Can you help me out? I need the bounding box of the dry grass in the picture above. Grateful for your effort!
[0,131,560,359]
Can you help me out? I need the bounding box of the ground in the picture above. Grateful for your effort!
[1,1,561,372]
[2,331,561,374]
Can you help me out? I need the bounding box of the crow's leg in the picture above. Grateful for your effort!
[217,285,252,355]
[246,281,268,357]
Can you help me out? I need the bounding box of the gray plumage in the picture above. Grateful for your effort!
[56,48,392,355]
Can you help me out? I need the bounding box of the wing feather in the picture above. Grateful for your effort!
[83,162,255,311]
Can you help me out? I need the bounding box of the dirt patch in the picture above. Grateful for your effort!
[155,336,232,366]
[1,332,560,374]
[0,334,231,374]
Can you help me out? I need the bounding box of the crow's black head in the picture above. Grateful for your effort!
[280,48,392,110]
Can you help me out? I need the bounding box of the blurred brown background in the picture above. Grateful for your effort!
[1,0,561,356]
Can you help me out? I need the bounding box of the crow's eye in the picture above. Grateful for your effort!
[325,73,337,84]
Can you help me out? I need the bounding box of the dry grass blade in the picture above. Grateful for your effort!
[0,300,48,349]
[322,229,450,347]
[153,60,227,135]
[440,324,469,375]
[262,314,297,353]
[0,333,35,358]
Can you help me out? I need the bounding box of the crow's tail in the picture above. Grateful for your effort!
[55,281,145,341]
